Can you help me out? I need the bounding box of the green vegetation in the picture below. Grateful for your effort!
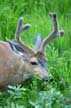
[0,0,71,107]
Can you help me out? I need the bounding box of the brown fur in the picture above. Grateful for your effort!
[0,42,48,90]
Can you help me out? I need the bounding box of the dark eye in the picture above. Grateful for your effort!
[30,61,38,65]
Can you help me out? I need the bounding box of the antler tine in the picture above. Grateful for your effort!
[15,17,34,56]
[39,12,64,53]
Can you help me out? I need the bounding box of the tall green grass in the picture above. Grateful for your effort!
[0,0,71,107]
[0,0,71,48]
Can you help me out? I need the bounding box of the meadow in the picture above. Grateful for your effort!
[0,0,71,107]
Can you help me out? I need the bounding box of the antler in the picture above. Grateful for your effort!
[39,12,64,53]
[15,17,34,56]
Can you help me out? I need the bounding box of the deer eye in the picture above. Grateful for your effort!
[30,61,38,65]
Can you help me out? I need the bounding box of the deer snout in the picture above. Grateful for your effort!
[39,71,48,79]
[34,67,48,80]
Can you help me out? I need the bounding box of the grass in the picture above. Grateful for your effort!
[0,0,71,108]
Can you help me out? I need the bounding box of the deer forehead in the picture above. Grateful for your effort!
[29,52,46,63]
[30,57,38,62]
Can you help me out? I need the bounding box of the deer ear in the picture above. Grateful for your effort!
[34,34,43,51]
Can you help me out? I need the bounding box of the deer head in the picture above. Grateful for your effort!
[15,12,64,78]
[0,13,64,90]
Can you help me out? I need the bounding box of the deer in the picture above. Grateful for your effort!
[0,13,64,90]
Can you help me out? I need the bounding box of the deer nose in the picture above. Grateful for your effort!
[40,72,48,79]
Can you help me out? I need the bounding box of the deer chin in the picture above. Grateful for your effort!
[23,72,34,80]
